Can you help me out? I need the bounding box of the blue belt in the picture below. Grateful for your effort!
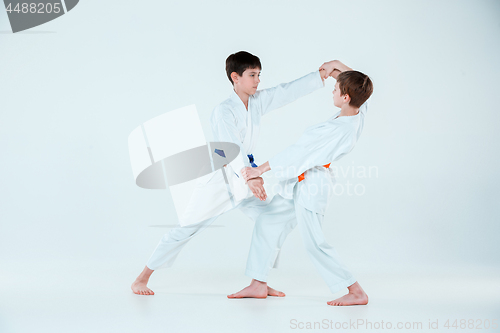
[247,154,258,168]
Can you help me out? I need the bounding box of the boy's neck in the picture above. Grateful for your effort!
[338,104,359,117]
[233,87,250,110]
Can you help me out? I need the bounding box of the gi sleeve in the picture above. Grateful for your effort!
[256,70,324,116]
[211,108,251,168]
[268,125,356,181]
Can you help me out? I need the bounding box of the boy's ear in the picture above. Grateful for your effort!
[231,72,239,84]
[343,94,351,104]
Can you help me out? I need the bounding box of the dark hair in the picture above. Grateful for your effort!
[337,71,373,108]
[225,51,262,85]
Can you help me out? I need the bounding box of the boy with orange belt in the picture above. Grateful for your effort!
[229,60,373,306]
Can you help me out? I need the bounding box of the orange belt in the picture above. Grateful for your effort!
[298,163,331,182]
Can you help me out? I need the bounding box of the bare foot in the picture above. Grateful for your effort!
[227,279,269,298]
[327,281,368,306]
[131,265,155,296]
[131,279,155,295]
[267,286,285,297]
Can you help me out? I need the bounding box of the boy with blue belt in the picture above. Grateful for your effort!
[230,60,372,306]
[132,51,336,296]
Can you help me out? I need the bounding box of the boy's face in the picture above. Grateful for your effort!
[332,82,349,108]
[233,67,261,95]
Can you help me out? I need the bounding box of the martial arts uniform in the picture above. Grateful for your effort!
[245,100,369,293]
[146,71,324,270]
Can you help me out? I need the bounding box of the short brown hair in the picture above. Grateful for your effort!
[337,71,373,108]
[226,51,261,85]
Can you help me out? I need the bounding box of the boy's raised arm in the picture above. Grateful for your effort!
[242,125,354,184]
[257,69,325,116]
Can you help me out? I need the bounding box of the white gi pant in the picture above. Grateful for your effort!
[146,194,294,270]
[245,182,357,294]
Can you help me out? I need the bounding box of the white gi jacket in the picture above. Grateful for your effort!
[268,101,369,214]
[210,71,324,168]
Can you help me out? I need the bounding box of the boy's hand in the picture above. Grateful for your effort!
[241,166,263,181]
[319,60,338,79]
[320,60,353,79]
[330,69,342,80]
[247,177,267,201]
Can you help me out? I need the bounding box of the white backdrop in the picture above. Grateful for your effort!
[1,1,499,332]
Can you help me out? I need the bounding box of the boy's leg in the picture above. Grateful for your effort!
[131,215,218,295]
[293,202,368,306]
[145,216,217,270]
[244,194,296,281]
[228,194,297,298]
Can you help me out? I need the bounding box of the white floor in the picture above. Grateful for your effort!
[1,262,499,333]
